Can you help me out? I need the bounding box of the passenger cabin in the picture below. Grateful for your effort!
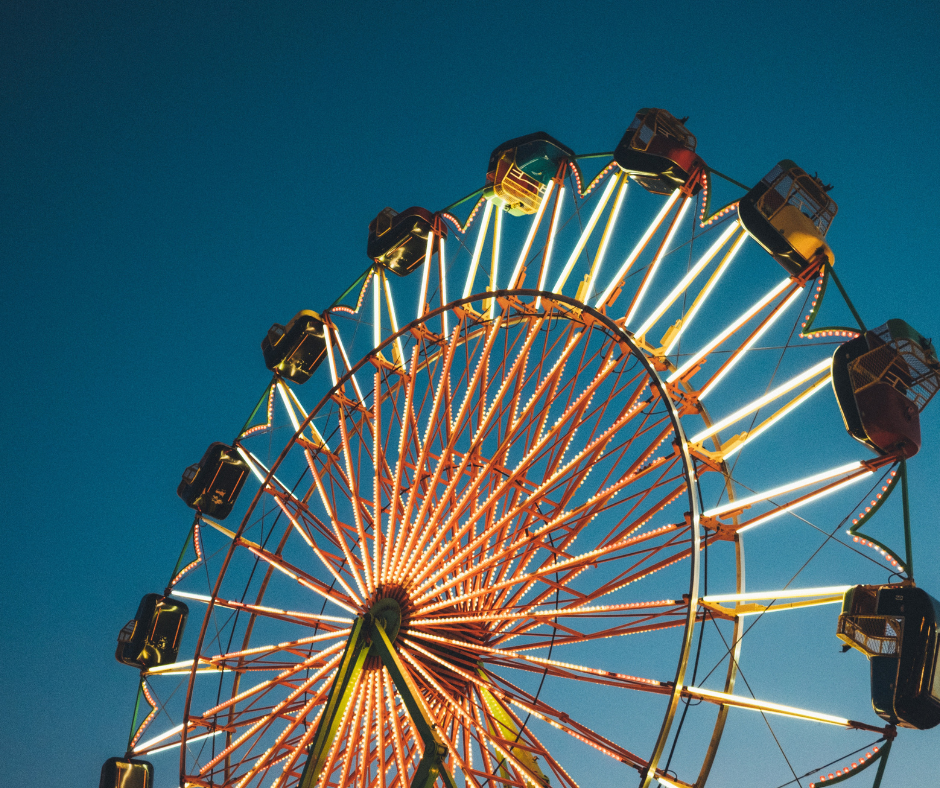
[614,108,705,196]
[832,319,940,459]
[100,757,154,788]
[262,310,327,384]
[367,207,445,277]
[738,160,837,276]
[838,584,940,729]
[115,594,189,669]
[484,132,574,216]
[177,442,249,520]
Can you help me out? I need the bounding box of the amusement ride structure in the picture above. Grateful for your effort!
[101,109,940,788]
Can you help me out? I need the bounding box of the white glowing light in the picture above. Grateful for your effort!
[625,196,692,326]
[663,231,747,354]
[584,175,629,300]
[668,277,792,382]
[721,375,832,459]
[552,172,619,293]
[536,185,566,309]
[703,585,852,604]
[463,199,494,298]
[489,208,503,318]
[417,231,434,320]
[698,287,803,400]
[690,358,832,444]
[595,188,681,308]
[373,266,381,349]
[686,686,854,726]
[508,179,555,288]
[704,461,865,518]
[635,220,740,339]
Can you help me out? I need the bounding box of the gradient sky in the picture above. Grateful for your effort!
[2,2,938,787]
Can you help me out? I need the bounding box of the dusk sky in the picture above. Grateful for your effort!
[2,3,938,787]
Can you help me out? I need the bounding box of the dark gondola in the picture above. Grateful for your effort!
[367,206,445,277]
[99,757,154,788]
[262,310,327,384]
[177,442,249,520]
[613,108,704,195]
[739,160,837,276]
[483,132,574,216]
[115,594,189,669]
[838,584,940,729]
[832,319,940,458]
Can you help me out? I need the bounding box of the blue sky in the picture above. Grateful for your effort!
[2,2,938,787]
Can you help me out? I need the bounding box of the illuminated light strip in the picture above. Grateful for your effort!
[171,590,354,623]
[133,722,185,753]
[235,447,292,493]
[239,385,276,438]
[382,271,406,368]
[684,686,860,727]
[699,287,804,400]
[852,535,903,570]
[331,327,365,403]
[201,650,343,719]
[663,230,747,355]
[668,277,792,382]
[551,172,620,293]
[323,322,339,386]
[535,185,566,310]
[373,264,381,349]
[129,679,160,748]
[654,773,694,788]
[488,208,503,319]
[276,380,302,433]
[438,231,450,335]
[690,358,832,444]
[463,199,494,298]
[624,196,692,326]
[245,546,359,615]
[704,461,864,517]
[418,231,434,320]
[810,746,881,788]
[634,220,740,340]
[703,585,852,604]
[508,179,555,288]
[595,188,681,308]
[722,375,832,459]
[735,470,874,534]
[140,729,226,756]
[408,598,682,626]
[169,520,204,588]
[584,175,629,300]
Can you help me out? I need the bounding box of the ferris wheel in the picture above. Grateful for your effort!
[101,110,940,788]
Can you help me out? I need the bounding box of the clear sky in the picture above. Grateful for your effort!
[2,2,938,787]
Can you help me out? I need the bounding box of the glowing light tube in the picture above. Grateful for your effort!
[702,585,852,604]
[382,271,405,367]
[625,196,692,326]
[488,208,503,318]
[137,729,224,756]
[439,231,450,335]
[735,470,873,534]
[536,185,565,309]
[373,266,381,349]
[721,375,832,459]
[690,358,832,444]
[584,175,629,300]
[595,188,681,308]
[704,461,865,518]
[699,287,803,400]
[685,687,854,727]
[463,199,494,298]
[551,172,619,293]
[509,180,555,289]
[668,277,792,382]
[417,231,434,320]
[634,220,740,340]
[663,231,747,355]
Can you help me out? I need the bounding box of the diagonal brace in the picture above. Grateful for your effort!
[299,612,458,788]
